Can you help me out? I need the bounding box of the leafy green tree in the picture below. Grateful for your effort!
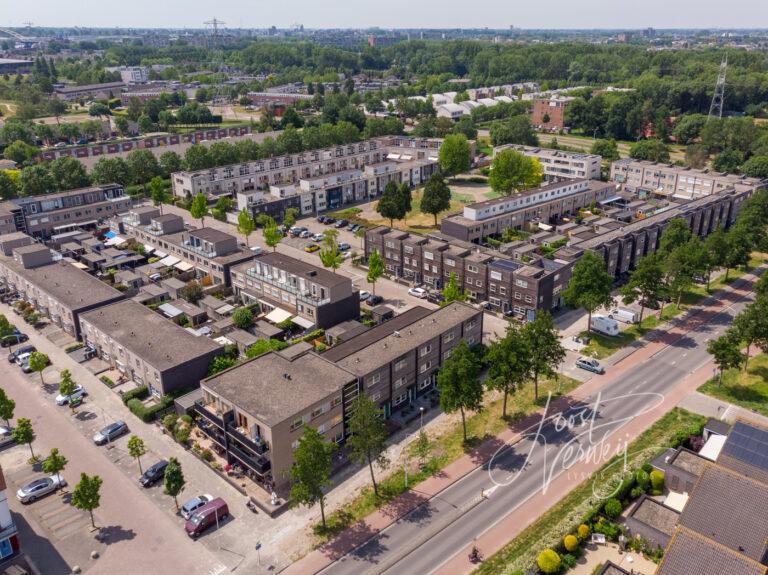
[659,218,692,256]
[319,238,343,274]
[127,435,147,473]
[72,473,102,528]
[685,144,709,169]
[237,209,255,246]
[0,171,19,201]
[438,134,471,178]
[672,114,708,145]
[741,156,768,179]
[183,144,213,171]
[11,418,36,460]
[189,192,208,228]
[712,149,743,173]
[126,149,160,185]
[420,174,451,226]
[620,253,665,322]
[376,181,405,227]
[148,176,171,214]
[708,331,745,383]
[486,322,531,417]
[733,298,768,370]
[114,116,130,137]
[0,388,15,427]
[724,225,752,280]
[263,222,282,252]
[562,251,614,334]
[19,164,54,196]
[158,151,183,178]
[520,311,566,401]
[590,139,620,162]
[58,369,78,411]
[664,245,694,308]
[42,448,68,491]
[163,457,185,511]
[91,157,132,186]
[488,149,543,196]
[489,114,539,147]
[346,395,389,497]
[437,340,482,443]
[441,272,467,305]
[3,140,38,165]
[703,226,728,289]
[289,427,336,530]
[397,183,412,225]
[88,102,110,118]
[28,352,49,386]
[282,207,300,229]
[629,139,670,162]
[366,248,384,296]
[232,307,254,330]
[180,280,204,304]
[207,355,238,375]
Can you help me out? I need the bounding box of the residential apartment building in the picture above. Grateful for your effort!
[493,145,602,181]
[531,96,575,130]
[610,158,765,200]
[116,210,252,287]
[172,137,445,220]
[0,466,20,562]
[80,299,223,397]
[230,251,360,329]
[194,302,482,488]
[0,243,125,338]
[0,184,131,241]
[440,179,615,243]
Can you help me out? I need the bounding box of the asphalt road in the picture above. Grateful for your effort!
[319,280,752,575]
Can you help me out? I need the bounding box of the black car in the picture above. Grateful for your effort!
[365,294,384,306]
[140,460,169,487]
[7,344,35,363]
[334,219,348,228]
[323,217,336,225]
[426,292,444,305]
[1,333,28,348]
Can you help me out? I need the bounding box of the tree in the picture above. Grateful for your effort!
[0,388,15,427]
[488,149,543,196]
[28,352,49,386]
[126,149,160,185]
[237,209,255,246]
[88,102,110,118]
[183,144,213,171]
[712,149,743,173]
[319,239,343,274]
[346,395,389,498]
[289,427,336,530]
[263,222,282,251]
[629,139,670,163]
[282,207,300,229]
[442,272,467,305]
[91,157,131,186]
[562,251,614,334]
[127,435,147,474]
[489,115,539,147]
[733,298,768,370]
[486,322,531,418]
[437,340,482,443]
[376,181,405,227]
[707,331,745,383]
[438,134,471,178]
[148,176,171,214]
[396,183,412,225]
[232,307,254,330]
[723,225,753,280]
[42,448,68,491]
[659,218,692,256]
[741,156,768,179]
[672,114,708,145]
[0,171,18,201]
[159,151,183,178]
[11,418,35,460]
[48,156,90,190]
[126,97,143,121]
[71,473,102,528]
[619,253,665,322]
[590,139,620,162]
[537,549,561,574]
[521,311,566,401]
[180,281,204,304]
[58,369,78,412]
[703,226,729,289]
[163,457,185,511]
[3,140,38,165]
[420,174,451,226]
[189,192,208,228]
[114,116,130,137]
[664,246,694,309]
[366,249,384,296]
[19,164,54,196]
[685,144,709,169]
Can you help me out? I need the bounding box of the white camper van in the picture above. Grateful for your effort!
[590,315,619,336]
[608,308,638,324]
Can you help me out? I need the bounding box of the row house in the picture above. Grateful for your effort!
[494,144,602,181]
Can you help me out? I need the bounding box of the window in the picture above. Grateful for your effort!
[420,360,433,373]
[394,377,407,389]
[367,373,381,387]
[445,258,455,267]
[490,271,502,281]
[311,405,324,419]
[331,395,342,408]
[290,417,304,432]
[424,251,433,260]
[467,264,478,273]
[525,295,532,303]
[420,344,432,356]
[392,393,408,407]
[444,331,455,343]
[418,378,432,390]
[370,392,382,402]
[394,359,407,371]
[515,279,528,288]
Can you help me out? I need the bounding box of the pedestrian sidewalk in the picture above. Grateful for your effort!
[281,266,763,575]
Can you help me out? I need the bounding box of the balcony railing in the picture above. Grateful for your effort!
[229,443,271,475]
[226,422,269,456]
[245,268,331,306]
[183,241,217,258]
[197,421,227,447]
[194,400,225,428]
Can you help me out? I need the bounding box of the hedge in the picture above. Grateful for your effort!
[65,343,84,353]
[127,393,176,423]
[121,385,149,405]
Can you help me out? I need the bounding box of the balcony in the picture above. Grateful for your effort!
[226,422,269,456]
[183,241,217,259]
[194,400,227,428]
[245,268,331,306]
[229,443,271,475]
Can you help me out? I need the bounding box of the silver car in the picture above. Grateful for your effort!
[181,494,214,520]
[93,421,128,445]
[16,475,66,503]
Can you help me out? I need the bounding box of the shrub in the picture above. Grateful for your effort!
[650,470,665,495]
[100,375,115,387]
[315,342,327,352]
[642,462,653,473]
[65,343,84,353]
[162,413,179,432]
[121,385,149,405]
[593,517,623,541]
[561,553,577,570]
[577,524,591,541]
[537,549,561,574]
[563,534,579,552]
[174,421,191,443]
[180,414,193,425]
[127,398,152,422]
[635,469,650,493]
[201,448,214,462]
[604,498,622,519]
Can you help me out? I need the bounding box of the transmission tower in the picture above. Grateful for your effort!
[708,54,727,121]
[204,17,225,48]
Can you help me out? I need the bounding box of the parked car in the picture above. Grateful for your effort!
[312,233,324,242]
[93,421,129,445]
[250,246,263,255]
[1,333,28,348]
[304,243,320,253]
[140,460,169,487]
[55,385,86,406]
[21,355,48,373]
[347,223,358,231]
[185,498,229,538]
[8,344,35,364]
[14,352,32,366]
[608,308,638,324]
[181,494,214,520]
[317,216,328,224]
[0,425,15,449]
[149,273,162,282]
[323,217,336,225]
[408,287,428,299]
[426,291,444,305]
[575,357,605,374]
[334,219,348,228]
[365,295,383,306]
[289,226,307,237]
[359,290,371,301]
[337,243,351,252]
[299,230,311,238]
[16,475,66,503]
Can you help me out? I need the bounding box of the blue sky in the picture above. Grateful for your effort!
[4,0,768,30]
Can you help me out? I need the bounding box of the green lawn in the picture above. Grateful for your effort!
[314,375,580,544]
[699,353,768,417]
[476,408,706,575]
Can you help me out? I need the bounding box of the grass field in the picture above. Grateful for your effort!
[536,132,687,163]
[699,353,768,417]
[0,101,17,117]
[351,188,468,234]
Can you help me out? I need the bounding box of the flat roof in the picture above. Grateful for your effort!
[80,300,220,372]
[670,448,709,476]
[203,351,355,426]
[188,227,236,243]
[237,251,352,289]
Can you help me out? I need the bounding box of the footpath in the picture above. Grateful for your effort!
[282,267,763,575]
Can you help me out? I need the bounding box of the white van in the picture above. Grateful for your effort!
[608,308,638,324]
[590,315,619,336]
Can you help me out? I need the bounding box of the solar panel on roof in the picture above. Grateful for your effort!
[722,422,768,472]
